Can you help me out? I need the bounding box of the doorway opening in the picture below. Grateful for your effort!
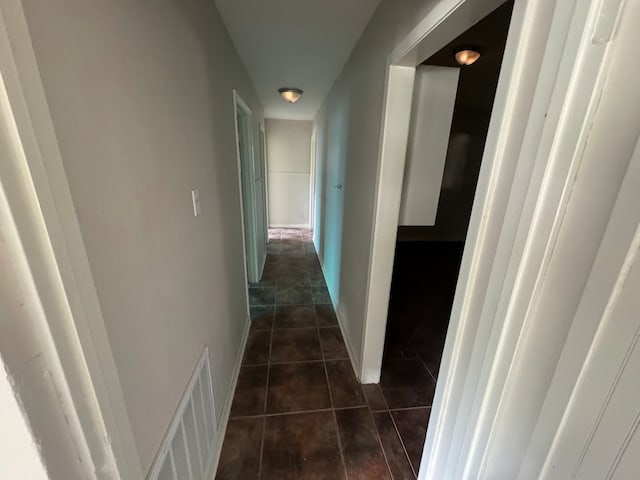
[233,91,260,288]
[370,1,514,473]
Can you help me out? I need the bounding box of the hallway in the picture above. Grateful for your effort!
[216,229,431,479]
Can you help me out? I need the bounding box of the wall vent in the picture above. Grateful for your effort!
[148,347,216,480]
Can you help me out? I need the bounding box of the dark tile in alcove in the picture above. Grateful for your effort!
[373,412,415,480]
[335,407,392,480]
[326,360,366,408]
[379,358,435,409]
[315,304,338,326]
[391,408,431,474]
[266,362,331,413]
[242,330,271,365]
[274,305,317,328]
[319,327,349,360]
[383,331,418,360]
[248,286,276,306]
[276,286,313,305]
[230,365,267,417]
[363,384,389,412]
[216,417,263,480]
[411,331,447,377]
[249,306,274,331]
[262,411,345,480]
[270,328,322,362]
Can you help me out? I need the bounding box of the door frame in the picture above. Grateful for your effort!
[359,0,629,477]
[0,0,143,477]
[259,121,270,239]
[233,90,260,284]
[309,129,317,229]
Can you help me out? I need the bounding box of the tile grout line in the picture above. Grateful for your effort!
[365,386,396,479]
[257,311,274,480]
[368,409,397,479]
[389,408,420,479]
[257,417,266,480]
[311,237,350,479]
[411,342,438,384]
[319,310,350,480]
[377,375,420,479]
[231,404,370,421]
[388,405,433,412]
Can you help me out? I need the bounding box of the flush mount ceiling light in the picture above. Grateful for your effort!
[454,47,481,66]
[278,87,303,103]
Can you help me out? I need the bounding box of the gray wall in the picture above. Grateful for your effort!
[313,0,441,362]
[21,0,264,472]
[266,119,312,227]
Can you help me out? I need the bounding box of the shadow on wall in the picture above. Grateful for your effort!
[315,92,351,307]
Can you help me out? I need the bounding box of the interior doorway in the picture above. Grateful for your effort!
[233,91,260,284]
[387,0,513,375]
[372,2,514,474]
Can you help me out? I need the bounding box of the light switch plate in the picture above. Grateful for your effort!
[191,189,201,216]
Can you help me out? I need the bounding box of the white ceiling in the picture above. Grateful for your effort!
[215,0,382,120]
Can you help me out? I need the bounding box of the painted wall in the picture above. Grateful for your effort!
[399,65,459,227]
[313,0,443,365]
[266,119,312,227]
[21,0,264,473]
[397,107,492,242]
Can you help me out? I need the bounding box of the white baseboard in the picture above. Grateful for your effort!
[315,251,363,382]
[269,224,311,229]
[205,317,251,479]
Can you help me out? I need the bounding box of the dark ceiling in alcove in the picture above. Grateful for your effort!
[422,0,514,112]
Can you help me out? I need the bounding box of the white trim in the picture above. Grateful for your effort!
[356,0,625,478]
[206,317,251,479]
[316,251,362,378]
[362,0,511,384]
[308,129,317,229]
[232,90,259,289]
[259,122,270,242]
[269,224,312,229]
[0,1,142,477]
[462,0,628,476]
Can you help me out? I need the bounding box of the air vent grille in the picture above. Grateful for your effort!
[149,347,216,480]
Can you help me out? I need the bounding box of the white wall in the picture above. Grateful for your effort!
[399,65,459,226]
[20,0,264,473]
[397,107,492,242]
[313,0,443,364]
[266,119,312,227]
[0,358,49,480]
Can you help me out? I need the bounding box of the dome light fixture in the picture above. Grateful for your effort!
[454,47,481,66]
[278,87,303,103]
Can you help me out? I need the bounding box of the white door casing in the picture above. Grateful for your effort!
[0,0,143,477]
[360,0,636,478]
[233,91,260,284]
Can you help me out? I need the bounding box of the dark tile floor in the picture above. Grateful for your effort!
[216,229,442,480]
[383,241,463,382]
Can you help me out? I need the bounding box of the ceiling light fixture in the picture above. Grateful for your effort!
[454,47,481,66]
[278,87,303,103]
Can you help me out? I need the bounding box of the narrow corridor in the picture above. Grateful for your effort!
[216,229,433,479]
